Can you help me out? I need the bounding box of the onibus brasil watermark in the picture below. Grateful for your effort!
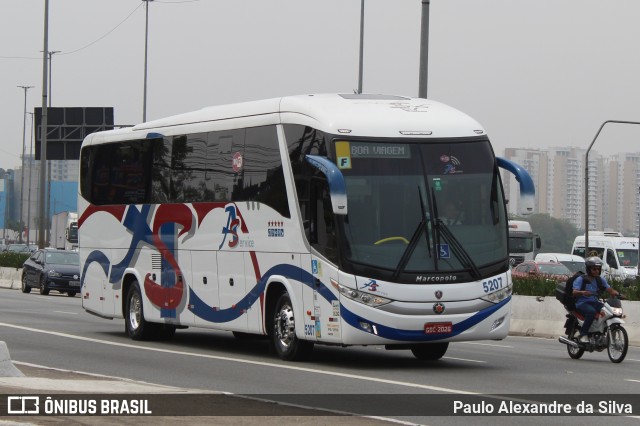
[6,396,151,415]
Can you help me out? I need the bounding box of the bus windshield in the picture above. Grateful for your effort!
[337,138,507,280]
[68,224,78,243]
[509,236,533,253]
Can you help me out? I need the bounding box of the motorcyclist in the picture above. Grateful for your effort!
[572,256,620,343]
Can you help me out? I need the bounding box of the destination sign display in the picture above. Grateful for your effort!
[340,141,411,159]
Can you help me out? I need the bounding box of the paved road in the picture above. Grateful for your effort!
[1,285,640,425]
[0,363,396,426]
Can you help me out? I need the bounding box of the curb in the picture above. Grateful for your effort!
[511,295,640,346]
[0,341,24,378]
[0,268,20,290]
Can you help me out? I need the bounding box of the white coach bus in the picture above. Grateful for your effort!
[78,94,534,361]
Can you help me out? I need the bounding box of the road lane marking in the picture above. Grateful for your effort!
[53,311,79,315]
[443,356,486,363]
[458,341,513,348]
[0,321,477,395]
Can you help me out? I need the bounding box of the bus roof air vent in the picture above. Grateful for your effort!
[399,131,432,136]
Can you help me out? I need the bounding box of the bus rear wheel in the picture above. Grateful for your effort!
[410,342,449,360]
[125,280,154,340]
[271,292,313,361]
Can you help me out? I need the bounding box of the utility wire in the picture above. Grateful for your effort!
[0,2,144,59]
[1,1,200,60]
[59,3,144,56]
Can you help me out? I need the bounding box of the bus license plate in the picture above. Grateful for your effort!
[70,281,80,287]
[424,322,452,335]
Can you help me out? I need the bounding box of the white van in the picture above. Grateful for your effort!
[534,253,585,275]
[571,232,638,282]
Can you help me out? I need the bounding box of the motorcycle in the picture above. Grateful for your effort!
[558,296,628,363]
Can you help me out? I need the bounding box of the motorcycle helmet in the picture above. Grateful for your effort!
[585,256,603,272]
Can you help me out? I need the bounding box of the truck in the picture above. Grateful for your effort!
[51,211,79,250]
[571,231,638,282]
[508,220,541,266]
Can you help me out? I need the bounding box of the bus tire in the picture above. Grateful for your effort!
[271,292,313,361]
[125,280,154,341]
[410,342,449,360]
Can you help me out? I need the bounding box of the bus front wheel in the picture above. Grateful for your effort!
[410,342,449,360]
[271,292,313,361]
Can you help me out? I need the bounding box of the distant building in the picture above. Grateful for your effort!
[10,106,112,244]
[503,147,640,235]
[16,156,78,244]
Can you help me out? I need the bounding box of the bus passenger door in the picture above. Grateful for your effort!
[191,251,219,327]
[303,177,342,344]
[217,251,247,330]
[305,254,341,344]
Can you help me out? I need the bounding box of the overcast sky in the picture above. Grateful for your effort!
[1,0,640,171]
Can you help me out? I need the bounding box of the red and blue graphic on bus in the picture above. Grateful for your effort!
[80,202,507,341]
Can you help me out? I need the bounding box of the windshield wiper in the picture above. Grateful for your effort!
[431,192,482,280]
[392,187,432,281]
[418,187,432,257]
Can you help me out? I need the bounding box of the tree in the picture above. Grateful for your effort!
[511,213,580,253]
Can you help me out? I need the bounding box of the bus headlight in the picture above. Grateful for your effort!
[481,283,512,304]
[331,280,392,308]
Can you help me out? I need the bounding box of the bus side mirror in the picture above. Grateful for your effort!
[305,155,348,215]
[497,157,535,216]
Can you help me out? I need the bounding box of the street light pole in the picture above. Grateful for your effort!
[26,112,34,245]
[47,51,60,107]
[418,0,430,98]
[357,0,364,94]
[17,85,33,243]
[584,120,640,253]
[142,0,154,122]
[38,0,50,250]
[637,185,640,275]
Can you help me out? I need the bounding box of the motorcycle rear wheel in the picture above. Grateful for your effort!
[607,325,628,363]
[566,328,584,359]
[567,339,584,359]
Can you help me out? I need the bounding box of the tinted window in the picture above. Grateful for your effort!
[284,124,335,260]
[208,129,245,203]
[171,133,209,203]
[80,126,289,217]
[83,140,153,204]
[234,126,289,217]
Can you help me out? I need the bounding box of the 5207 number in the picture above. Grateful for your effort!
[482,277,503,293]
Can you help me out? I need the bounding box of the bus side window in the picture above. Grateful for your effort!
[151,138,172,203]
